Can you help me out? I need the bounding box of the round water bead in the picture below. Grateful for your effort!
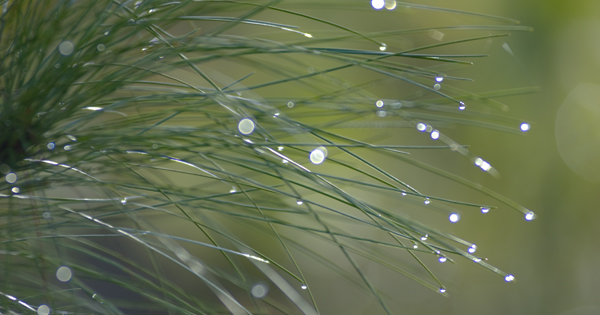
[238,118,255,135]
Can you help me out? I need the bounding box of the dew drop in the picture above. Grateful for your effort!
[11,187,19,194]
[385,0,397,10]
[47,142,55,150]
[520,123,530,132]
[421,234,428,241]
[152,143,159,149]
[58,41,74,56]
[104,31,110,36]
[158,55,164,59]
[238,118,255,135]
[473,258,482,263]
[379,45,387,51]
[5,173,17,184]
[424,198,430,205]
[278,146,284,151]
[433,83,441,91]
[287,101,295,108]
[67,135,77,141]
[309,147,327,165]
[430,130,440,140]
[371,0,384,10]
[416,122,427,132]
[301,284,308,290]
[504,274,515,282]
[121,198,127,205]
[376,110,387,117]
[37,305,50,315]
[426,125,433,132]
[435,76,444,83]
[273,112,280,118]
[375,100,384,108]
[56,266,72,282]
[401,191,407,196]
[449,213,460,223]
[64,145,72,151]
[229,187,237,193]
[439,288,446,293]
[304,33,313,38]
[296,199,303,205]
[468,245,477,254]
[251,283,269,298]
[438,256,447,263]
[282,159,288,164]
[480,207,490,214]
[97,44,105,52]
[42,211,52,219]
[458,101,466,110]
[525,211,535,221]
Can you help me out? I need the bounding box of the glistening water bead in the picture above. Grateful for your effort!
[449,213,460,223]
[525,211,535,221]
[56,266,72,282]
[238,118,255,135]
[438,256,447,263]
[37,305,50,315]
[430,130,440,140]
[459,101,466,110]
[310,147,327,165]
[468,245,477,254]
[416,122,427,132]
[439,288,446,293]
[504,274,515,282]
[520,123,530,132]
[480,207,490,214]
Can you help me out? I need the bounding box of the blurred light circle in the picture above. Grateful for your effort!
[56,266,72,282]
[556,84,600,182]
[251,283,268,298]
[238,118,255,135]
[371,0,384,10]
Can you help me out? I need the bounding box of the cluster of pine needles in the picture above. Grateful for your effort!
[0,0,535,314]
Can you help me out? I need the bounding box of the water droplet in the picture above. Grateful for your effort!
[148,8,156,13]
[238,118,255,135]
[158,55,164,59]
[121,198,127,205]
[301,284,308,290]
[438,256,447,263]
[304,33,313,38]
[278,146,284,151]
[273,112,280,118]
[11,187,19,194]
[134,0,142,9]
[421,234,428,241]
[504,274,515,282]
[67,135,77,141]
[47,142,55,150]
[296,199,303,205]
[435,76,444,83]
[310,147,327,165]
[458,101,466,110]
[104,30,110,36]
[229,187,237,193]
[287,101,295,108]
[282,159,288,164]
[385,0,397,10]
[520,123,530,132]
[37,305,50,315]
[424,198,430,205]
[430,130,440,140]
[376,110,387,117]
[525,211,535,221]
[424,125,433,133]
[439,288,446,293]
[251,283,269,298]
[433,83,441,91]
[416,122,427,132]
[152,143,159,149]
[468,245,477,254]
[64,145,72,151]
[56,266,72,282]
[371,0,384,10]
[449,213,460,223]
[480,207,490,214]
[379,44,387,51]
[97,44,105,52]
[412,243,418,249]
[375,100,384,108]
[42,211,52,219]
[58,41,74,56]
[5,173,17,184]
[401,191,407,196]
[473,258,481,263]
